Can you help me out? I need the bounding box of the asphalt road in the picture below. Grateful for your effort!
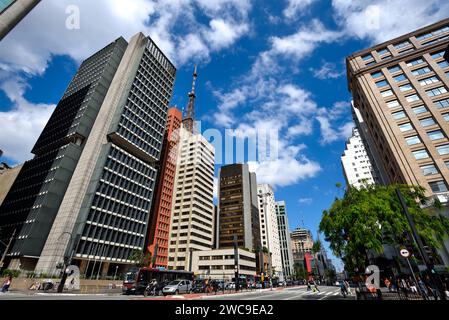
[0,286,354,300]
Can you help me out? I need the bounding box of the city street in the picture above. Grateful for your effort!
[0,286,352,300]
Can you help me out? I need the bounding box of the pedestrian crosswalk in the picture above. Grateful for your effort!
[284,288,347,300]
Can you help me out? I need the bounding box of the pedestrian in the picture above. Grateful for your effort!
[313,279,320,292]
[424,276,439,300]
[417,276,429,300]
[344,279,351,295]
[306,279,311,291]
[340,281,348,298]
[408,278,418,293]
[384,278,391,292]
[1,275,12,293]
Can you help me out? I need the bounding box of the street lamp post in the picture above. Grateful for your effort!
[113,266,118,281]
[396,188,446,300]
[233,235,239,292]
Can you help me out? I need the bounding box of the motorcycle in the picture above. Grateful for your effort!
[143,281,160,297]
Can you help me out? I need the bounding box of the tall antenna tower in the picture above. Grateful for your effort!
[182,65,198,133]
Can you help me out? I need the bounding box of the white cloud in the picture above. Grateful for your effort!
[298,197,313,204]
[283,0,318,19]
[310,61,345,80]
[203,19,249,51]
[0,75,55,163]
[332,0,449,44]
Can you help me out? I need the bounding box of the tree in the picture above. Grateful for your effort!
[128,249,152,268]
[293,262,308,280]
[312,240,322,254]
[319,184,449,272]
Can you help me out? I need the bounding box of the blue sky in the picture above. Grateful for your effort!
[1,0,449,271]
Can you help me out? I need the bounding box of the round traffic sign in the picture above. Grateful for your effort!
[400,248,410,258]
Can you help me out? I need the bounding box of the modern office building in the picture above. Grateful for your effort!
[191,248,257,281]
[275,201,294,280]
[346,18,449,265]
[341,127,379,189]
[167,70,216,271]
[257,184,282,279]
[0,33,176,275]
[290,227,314,266]
[217,164,261,252]
[0,0,41,40]
[146,107,182,268]
[0,162,22,206]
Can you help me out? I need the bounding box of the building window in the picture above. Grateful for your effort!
[413,149,429,160]
[412,105,428,114]
[399,84,413,92]
[421,164,438,176]
[387,100,401,108]
[445,161,449,169]
[394,41,410,49]
[399,123,413,132]
[419,76,439,86]
[377,48,389,55]
[431,51,446,59]
[381,90,394,97]
[435,98,449,109]
[436,144,449,155]
[438,61,449,69]
[426,86,448,97]
[407,58,424,67]
[420,117,436,127]
[393,74,407,82]
[388,65,401,73]
[371,71,383,79]
[411,67,431,76]
[405,136,421,146]
[428,130,445,141]
[416,26,449,41]
[392,110,406,120]
[376,80,388,88]
[362,54,373,61]
[429,181,448,193]
[406,94,420,103]
[443,114,449,121]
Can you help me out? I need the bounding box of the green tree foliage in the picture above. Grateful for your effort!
[128,249,152,268]
[319,184,449,271]
[312,240,322,254]
[293,263,308,280]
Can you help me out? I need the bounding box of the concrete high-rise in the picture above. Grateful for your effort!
[257,184,282,279]
[0,0,41,40]
[0,162,22,206]
[217,164,261,252]
[275,201,294,280]
[290,227,313,266]
[341,127,379,189]
[0,33,176,275]
[346,18,449,265]
[146,107,182,268]
[167,69,215,271]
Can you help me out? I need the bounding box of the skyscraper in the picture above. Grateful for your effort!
[290,227,313,266]
[0,0,41,40]
[346,18,449,265]
[257,184,282,279]
[275,201,294,280]
[167,69,215,271]
[0,32,176,275]
[217,164,261,252]
[341,127,379,189]
[146,107,182,268]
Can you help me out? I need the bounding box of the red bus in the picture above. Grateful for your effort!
[122,267,194,295]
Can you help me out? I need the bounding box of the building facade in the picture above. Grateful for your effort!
[0,33,176,275]
[0,0,41,40]
[146,107,182,268]
[290,227,314,266]
[0,162,22,206]
[257,184,282,279]
[275,201,294,280]
[341,127,379,189]
[167,128,215,271]
[217,164,261,252]
[191,248,257,281]
[346,18,449,265]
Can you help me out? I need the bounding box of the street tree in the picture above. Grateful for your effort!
[128,249,152,268]
[319,183,449,271]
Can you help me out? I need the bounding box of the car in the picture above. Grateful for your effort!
[162,280,193,296]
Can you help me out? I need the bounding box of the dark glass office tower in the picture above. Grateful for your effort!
[0,33,176,276]
[0,38,128,271]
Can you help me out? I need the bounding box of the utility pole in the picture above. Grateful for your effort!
[0,229,16,269]
[396,188,446,300]
[234,235,239,292]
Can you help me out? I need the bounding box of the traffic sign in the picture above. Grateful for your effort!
[400,248,410,258]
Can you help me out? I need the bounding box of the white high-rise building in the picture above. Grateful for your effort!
[275,201,294,280]
[257,184,283,279]
[168,127,215,271]
[341,128,379,189]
